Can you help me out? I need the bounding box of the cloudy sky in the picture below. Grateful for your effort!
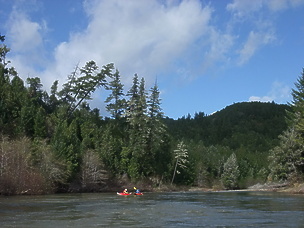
[1,0,304,118]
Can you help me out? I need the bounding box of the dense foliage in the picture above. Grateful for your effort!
[268,69,304,183]
[0,35,299,195]
[0,36,172,194]
[165,101,290,188]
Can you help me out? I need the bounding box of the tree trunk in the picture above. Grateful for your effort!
[171,159,178,185]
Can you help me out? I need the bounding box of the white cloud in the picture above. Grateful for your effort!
[227,0,303,66]
[269,81,291,102]
[46,0,213,88]
[5,0,302,92]
[249,81,291,103]
[199,27,235,73]
[227,0,304,16]
[5,6,49,82]
[227,0,264,17]
[249,96,273,102]
[266,0,304,11]
[3,0,226,93]
[238,30,276,65]
[7,12,42,52]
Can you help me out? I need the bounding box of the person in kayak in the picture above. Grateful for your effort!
[123,189,128,194]
[134,187,140,194]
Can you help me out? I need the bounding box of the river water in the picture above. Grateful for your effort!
[0,191,303,227]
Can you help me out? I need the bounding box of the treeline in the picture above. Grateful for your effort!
[166,101,290,151]
[165,102,291,188]
[1,35,303,195]
[0,35,172,195]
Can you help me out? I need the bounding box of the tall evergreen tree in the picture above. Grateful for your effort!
[47,80,60,114]
[51,118,81,181]
[221,153,240,189]
[125,74,149,179]
[105,69,125,119]
[0,34,9,67]
[290,69,304,110]
[98,124,123,174]
[125,73,139,121]
[34,106,47,139]
[269,126,304,181]
[146,82,170,176]
[0,36,24,136]
[269,69,304,181]
[58,61,114,118]
[26,77,44,106]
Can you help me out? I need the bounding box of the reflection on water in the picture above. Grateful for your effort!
[0,191,303,227]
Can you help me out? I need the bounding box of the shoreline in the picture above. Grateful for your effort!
[2,182,304,196]
[188,182,304,194]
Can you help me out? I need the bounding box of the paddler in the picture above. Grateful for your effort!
[134,187,140,194]
[123,188,128,194]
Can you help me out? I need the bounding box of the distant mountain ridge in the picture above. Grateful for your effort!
[165,101,291,153]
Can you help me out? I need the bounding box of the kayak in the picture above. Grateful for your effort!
[117,192,132,195]
[117,192,143,195]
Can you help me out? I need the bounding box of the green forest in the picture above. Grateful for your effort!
[1,35,304,195]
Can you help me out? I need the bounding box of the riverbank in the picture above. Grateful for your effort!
[2,177,304,196]
[187,182,304,194]
[275,183,304,194]
[117,179,304,194]
[247,182,304,194]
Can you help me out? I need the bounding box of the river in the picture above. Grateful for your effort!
[0,191,303,227]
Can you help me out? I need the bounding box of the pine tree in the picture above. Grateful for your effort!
[146,82,170,176]
[58,61,114,118]
[290,69,304,110]
[125,74,148,179]
[269,126,304,181]
[26,77,44,106]
[105,69,125,119]
[48,80,60,114]
[125,73,139,121]
[98,124,123,174]
[269,69,304,181]
[221,153,240,189]
[51,119,81,181]
[34,107,47,139]
[0,36,26,136]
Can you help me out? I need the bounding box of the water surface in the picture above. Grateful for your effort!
[0,191,303,227]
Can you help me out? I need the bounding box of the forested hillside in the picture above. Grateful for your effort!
[166,102,290,152]
[1,35,303,195]
[164,102,291,188]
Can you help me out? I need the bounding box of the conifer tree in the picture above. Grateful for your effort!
[125,74,148,179]
[26,77,44,106]
[48,80,59,113]
[98,124,123,174]
[0,36,24,136]
[123,74,139,177]
[269,126,304,181]
[105,69,125,119]
[34,107,47,139]
[58,61,114,118]
[146,82,170,176]
[125,73,139,121]
[51,119,81,181]
[221,153,240,189]
[269,69,304,181]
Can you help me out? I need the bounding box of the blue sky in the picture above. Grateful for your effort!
[1,0,304,119]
